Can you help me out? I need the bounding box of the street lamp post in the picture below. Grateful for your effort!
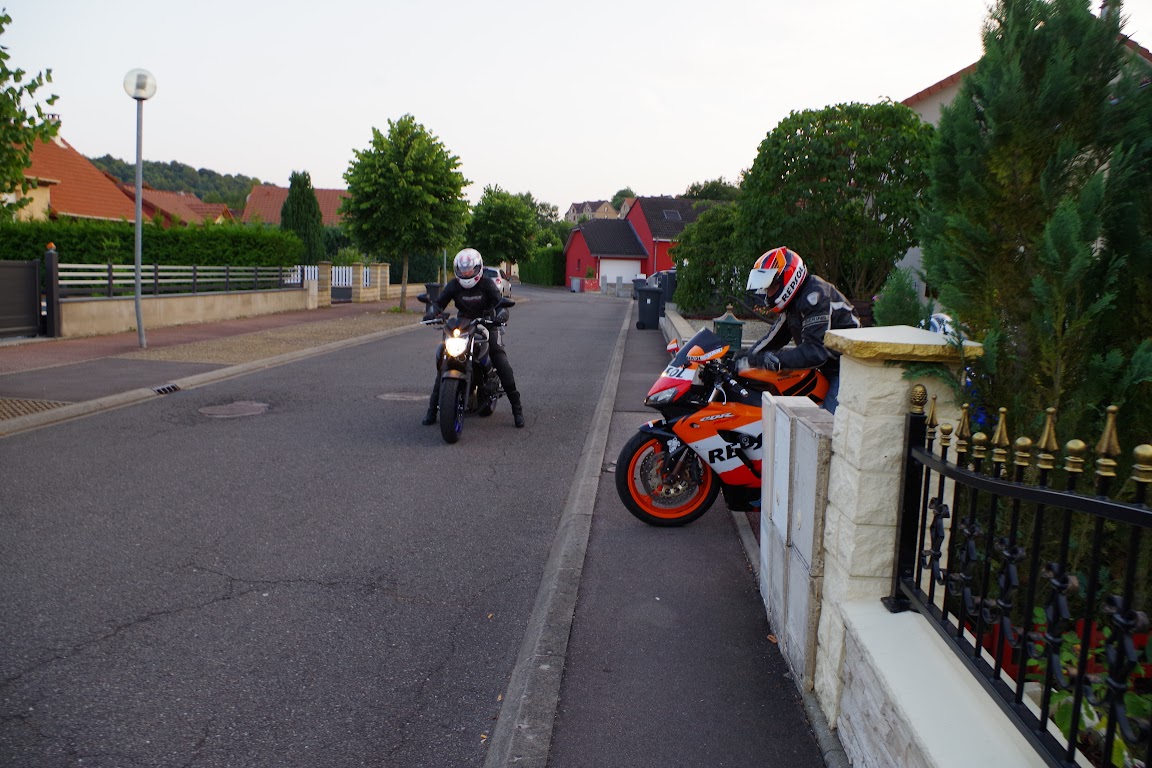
[123,69,156,349]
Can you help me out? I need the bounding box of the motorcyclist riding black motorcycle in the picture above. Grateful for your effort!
[739,246,861,413]
[422,248,524,428]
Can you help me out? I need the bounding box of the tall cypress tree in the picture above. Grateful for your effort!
[921,0,1152,441]
[281,171,325,265]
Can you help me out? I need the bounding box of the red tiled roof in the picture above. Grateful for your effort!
[904,36,1151,107]
[241,184,349,226]
[901,63,979,108]
[25,136,138,221]
[187,201,232,222]
[128,187,206,224]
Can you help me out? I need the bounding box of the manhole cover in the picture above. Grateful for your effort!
[198,401,270,418]
[376,393,428,402]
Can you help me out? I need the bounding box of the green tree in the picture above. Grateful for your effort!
[0,10,59,217]
[280,170,325,264]
[740,101,934,303]
[670,203,746,313]
[341,114,469,305]
[88,155,260,211]
[921,0,1152,441]
[683,177,739,201]
[611,187,635,211]
[466,185,538,268]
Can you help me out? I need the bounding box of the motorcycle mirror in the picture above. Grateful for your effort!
[666,339,680,355]
[416,292,430,304]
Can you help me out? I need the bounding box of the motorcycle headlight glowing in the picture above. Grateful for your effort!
[645,388,679,407]
[444,333,468,357]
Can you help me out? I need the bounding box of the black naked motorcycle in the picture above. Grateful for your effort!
[417,293,515,444]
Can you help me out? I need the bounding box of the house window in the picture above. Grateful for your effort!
[663,210,681,221]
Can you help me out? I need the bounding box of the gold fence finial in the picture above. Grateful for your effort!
[911,384,927,415]
[1036,407,1058,471]
[939,423,954,449]
[1014,436,1033,469]
[992,407,1010,465]
[927,395,939,434]
[1065,439,1087,474]
[956,404,972,456]
[1095,405,1122,479]
[1133,444,1152,485]
[973,431,989,461]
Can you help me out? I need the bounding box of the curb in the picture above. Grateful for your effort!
[483,305,631,768]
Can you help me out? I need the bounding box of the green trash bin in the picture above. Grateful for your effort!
[637,286,662,330]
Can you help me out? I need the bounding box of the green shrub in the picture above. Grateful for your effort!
[873,267,931,327]
[0,218,303,266]
[519,245,565,286]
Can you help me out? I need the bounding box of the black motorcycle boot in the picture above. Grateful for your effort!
[421,391,438,425]
[509,391,524,428]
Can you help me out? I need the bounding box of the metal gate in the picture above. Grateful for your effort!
[0,261,41,338]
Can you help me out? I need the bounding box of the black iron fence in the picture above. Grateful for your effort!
[57,263,298,297]
[886,386,1151,768]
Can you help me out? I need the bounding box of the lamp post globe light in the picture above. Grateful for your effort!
[123,68,156,348]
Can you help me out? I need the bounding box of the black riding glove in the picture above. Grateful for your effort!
[747,349,782,371]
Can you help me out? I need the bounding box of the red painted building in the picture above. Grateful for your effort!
[563,196,710,286]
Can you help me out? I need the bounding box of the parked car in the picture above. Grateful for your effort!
[484,267,512,298]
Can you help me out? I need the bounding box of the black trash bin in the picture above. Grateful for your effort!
[656,269,677,307]
[636,285,663,330]
[631,277,647,300]
[424,282,442,303]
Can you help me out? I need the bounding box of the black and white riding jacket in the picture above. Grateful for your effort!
[431,276,503,320]
[749,273,861,376]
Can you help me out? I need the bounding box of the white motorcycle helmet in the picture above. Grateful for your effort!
[453,248,484,289]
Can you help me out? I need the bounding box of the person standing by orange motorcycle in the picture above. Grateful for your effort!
[737,246,861,413]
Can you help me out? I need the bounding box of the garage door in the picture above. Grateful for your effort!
[598,259,643,286]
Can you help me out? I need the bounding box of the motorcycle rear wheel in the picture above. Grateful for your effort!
[439,378,466,444]
[615,431,719,526]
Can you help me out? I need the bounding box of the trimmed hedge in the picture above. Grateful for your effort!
[0,219,303,266]
[518,245,565,286]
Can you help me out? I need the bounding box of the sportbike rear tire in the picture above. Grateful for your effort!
[615,431,719,527]
[439,378,466,444]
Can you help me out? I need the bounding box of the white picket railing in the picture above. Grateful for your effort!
[288,265,372,287]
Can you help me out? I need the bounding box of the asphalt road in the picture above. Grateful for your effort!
[0,287,629,767]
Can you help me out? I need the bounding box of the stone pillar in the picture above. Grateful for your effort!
[317,261,332,308]
[304,278,319,310]
[369,264,384,302]
[378,262,393,300]
[351,262,366,303]
[812,325,980,726]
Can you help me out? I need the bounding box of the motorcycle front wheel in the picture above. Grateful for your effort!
[439,378,466,444]
[615,431,719,526]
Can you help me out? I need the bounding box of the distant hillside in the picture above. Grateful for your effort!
[88,155,262,212]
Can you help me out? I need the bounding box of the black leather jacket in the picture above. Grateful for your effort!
[431,277,503,319]
[748,273,860,375]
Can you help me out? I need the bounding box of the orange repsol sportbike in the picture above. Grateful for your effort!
[615,327,828,526]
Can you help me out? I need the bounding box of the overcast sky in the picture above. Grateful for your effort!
[7,0,1152,211]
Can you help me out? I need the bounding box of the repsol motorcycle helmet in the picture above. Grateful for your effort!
[746,246,807,314]
[453,248,484,289]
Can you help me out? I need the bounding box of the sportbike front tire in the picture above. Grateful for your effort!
[439,378,466,444]
[615,431,719,527]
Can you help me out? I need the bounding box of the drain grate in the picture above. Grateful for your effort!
[152,384,181,395]
[0,397,73,421]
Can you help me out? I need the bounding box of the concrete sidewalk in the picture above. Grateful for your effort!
[0,298,426,435]
[542,317,832,768]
